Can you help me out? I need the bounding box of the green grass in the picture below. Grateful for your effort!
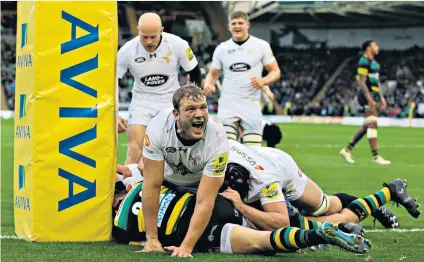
[2,119,424,261]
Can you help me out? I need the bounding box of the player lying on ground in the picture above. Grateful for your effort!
[221,140,421,230]
[340,40,390,165]
[113,169,371,256]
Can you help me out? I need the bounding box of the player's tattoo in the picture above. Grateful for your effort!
[359,75,371,97]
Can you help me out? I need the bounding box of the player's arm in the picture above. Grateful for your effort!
[262,45,281,86]
[357,59,374,104]
[239,200,289,230]
[139,123,166,252]
[179,174,224,253]
[141,157,164,242]
[116,44,130,133]
[203,46,222,95]
[262,61,281,86]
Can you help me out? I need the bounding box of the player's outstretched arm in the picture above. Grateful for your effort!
[140,156,165,252]
[176,175,224,256]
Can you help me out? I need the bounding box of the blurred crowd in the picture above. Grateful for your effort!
[2,9,423,118]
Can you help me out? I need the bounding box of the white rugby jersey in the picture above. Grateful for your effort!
[227,140,285,206]
[117,32,198,102]
[211,35,275,100]
[143,109,229,186]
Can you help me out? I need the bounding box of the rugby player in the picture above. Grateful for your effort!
[140,84,229,257]
[340,40,391,165]
[203,11,281,146]
[222,141,420,229]
[116,13,201,165]
[112,169,371,255]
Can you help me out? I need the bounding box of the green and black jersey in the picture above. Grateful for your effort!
[113,182,195,243]
[357,56,381,93]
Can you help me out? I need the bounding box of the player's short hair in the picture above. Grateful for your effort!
[362,40,375,52]
[172,83,205,110]
[229,11,249,22]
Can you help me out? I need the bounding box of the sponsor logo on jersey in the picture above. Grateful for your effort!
[162,49,172,64]
[261,182,280,200]
[166,147,177,153]
[141,74,169,86]
[189,154,201,166]
[213,152,228,176]
[157,192,176,227]
[230,145,256,166]
[228,49,236,54]
[172,163,192,176]
[144,134,150,147]
[229,63,251,72]
[185,47,194,61]
[135,57,146,63]
[179,147,187,153]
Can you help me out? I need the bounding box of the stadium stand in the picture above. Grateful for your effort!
[2,1,423,118]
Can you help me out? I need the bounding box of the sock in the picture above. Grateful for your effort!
[269,227,326,252]
[346,187,392,221]
[348,127,367,150]
[289,215,322,229]
[333,193,358,209]
[372,150,379,158]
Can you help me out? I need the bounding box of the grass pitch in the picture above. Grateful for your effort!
[2,119,423,261]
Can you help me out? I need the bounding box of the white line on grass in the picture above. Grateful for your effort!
[367,228,424,233]
[0,235,21,239]
[286,144,424,149]
[2,229,424,240]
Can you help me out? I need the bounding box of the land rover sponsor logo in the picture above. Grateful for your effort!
[141,74,169,86]
[135,57,146,63]
[229,63,251,72]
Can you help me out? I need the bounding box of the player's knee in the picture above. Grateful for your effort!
[367,128,378,138]
[242,133,262,147]
[310,194,330,216]
[224,125,238,140]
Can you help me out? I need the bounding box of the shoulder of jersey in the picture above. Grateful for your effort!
[162,32,186,46]
[207,117,225,135]
[149,108,174,129]
[120,36,139,51]
[358,56,370,65]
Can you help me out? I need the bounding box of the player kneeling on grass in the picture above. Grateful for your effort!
[221,140,421,231]
[113,165,371,256]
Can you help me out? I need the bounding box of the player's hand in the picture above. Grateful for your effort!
[117,115,127,133]
[164,246,193,258]
[266,89,275,100]
[380,98,387,110]
[221,187,243,210]
[203,83,216,96]
[251,77,266,89]
[137,237,164,253]
[116,164,132,178]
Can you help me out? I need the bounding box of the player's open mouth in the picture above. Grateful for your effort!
[192,120,204,132]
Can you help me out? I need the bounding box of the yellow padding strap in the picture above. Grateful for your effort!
[371,86,380,92]
[367,128,378,138]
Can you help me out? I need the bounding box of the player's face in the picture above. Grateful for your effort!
[369,42,379,55]
[138,26,163,52]
[229,17,250,41]
[174,97,209,140]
